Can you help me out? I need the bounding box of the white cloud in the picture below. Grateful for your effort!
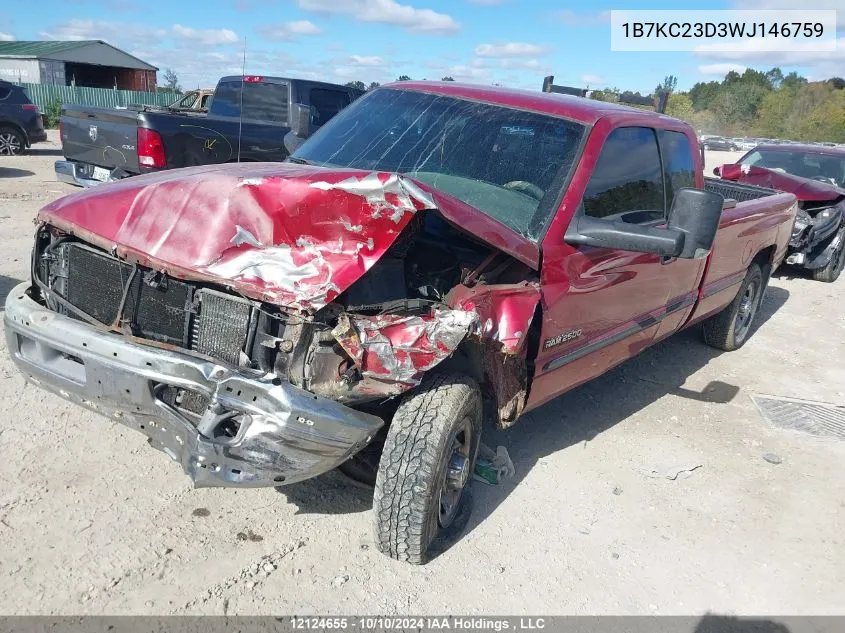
[445,64,492,83]
[296,0,460,34]
[258,20,322,40]
[172,24,239,45]
[348,55,385,66]
[0,32,14,41]
[555,10,610,25]
[466,0,505,4]
[693,37,845,78]
[581,74,605,85]
[698,63,748,75]
[474,42,548,57]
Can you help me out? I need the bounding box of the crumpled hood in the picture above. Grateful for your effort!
[39,163,439,311]
[721,164,845,202]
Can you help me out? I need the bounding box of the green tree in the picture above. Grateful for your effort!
[689,80,721,111]
[657,75,677,94]
[781,72,808,91]
[396,75,411,81]
[345,81,366,90]
[441,76,455,81]
[162,68,181,93]
[765,67,784,89]
[665,92,694,121]
[367,82,381,91]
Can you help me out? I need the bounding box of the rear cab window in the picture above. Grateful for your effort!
[309,88,351,127]
[209,79,289,124]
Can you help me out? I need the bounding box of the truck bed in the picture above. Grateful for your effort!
[704,177,779,205]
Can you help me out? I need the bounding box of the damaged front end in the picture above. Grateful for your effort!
[786,200,845,269]
[9,165,542,487]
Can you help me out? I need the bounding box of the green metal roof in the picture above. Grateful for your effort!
[0,40,97,57]
[0,40,157,71]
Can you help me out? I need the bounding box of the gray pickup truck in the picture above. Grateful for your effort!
[56,76,362,186]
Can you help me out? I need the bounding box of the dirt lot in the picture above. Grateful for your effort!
[1,135,843,615]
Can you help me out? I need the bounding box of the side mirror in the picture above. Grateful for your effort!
[716,164,742,180]
[564,214,684,258]
[667,187,724,259]
[290,103,312,139]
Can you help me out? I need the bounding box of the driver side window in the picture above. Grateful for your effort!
[583,126,665,223]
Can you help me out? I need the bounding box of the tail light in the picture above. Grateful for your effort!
[137,128,166,168]
[21,104,39,112]
[59,120,64,140]
[243,75,263,83]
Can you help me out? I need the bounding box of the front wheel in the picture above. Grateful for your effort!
[811,230,845,283]
[702,262,766,351]
[373,374,482,564]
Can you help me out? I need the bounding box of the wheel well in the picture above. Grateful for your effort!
[752,245,776,272]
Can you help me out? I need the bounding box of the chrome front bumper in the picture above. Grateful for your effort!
[4,283,383,487]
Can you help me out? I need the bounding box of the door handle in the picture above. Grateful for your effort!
[661,255,677,265]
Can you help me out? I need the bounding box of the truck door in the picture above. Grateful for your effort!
[528,124,706,410]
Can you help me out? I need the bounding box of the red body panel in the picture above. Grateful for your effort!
[36,82,798,422]
[717,164,845,202]
[38,162,537,312]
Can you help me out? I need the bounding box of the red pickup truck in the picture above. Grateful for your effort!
[4,82,797,564]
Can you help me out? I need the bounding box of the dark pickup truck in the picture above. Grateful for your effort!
[8,82,796,564]
[55,76,362,186]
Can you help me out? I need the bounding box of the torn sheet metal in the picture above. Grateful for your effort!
[332,309,478,387]
[37,164,436,312]
[447,282,540,353]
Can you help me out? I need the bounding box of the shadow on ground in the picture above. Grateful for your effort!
[0,167,35,179]
[270,288,791,554]
[695,614,792,633]
[462,285,789,542]
[28,147,64,157]
[0,274,24,311]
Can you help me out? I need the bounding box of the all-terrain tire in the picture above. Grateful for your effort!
[702,262,766,351]
[373,374,482,564]
[811,230,845,283]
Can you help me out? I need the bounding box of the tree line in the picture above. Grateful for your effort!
[660,69,844,143]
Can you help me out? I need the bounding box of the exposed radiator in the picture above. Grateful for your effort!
[192,289,252,366]
[54,242,254,365]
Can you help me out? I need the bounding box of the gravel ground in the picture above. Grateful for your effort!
[1,136,843,615]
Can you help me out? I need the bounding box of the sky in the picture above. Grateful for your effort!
[1,0,843,92]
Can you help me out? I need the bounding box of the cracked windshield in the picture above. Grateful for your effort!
[292,88,586,240]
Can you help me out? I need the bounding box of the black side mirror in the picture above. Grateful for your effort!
[564,214,684,257]
[667,187,724,259]
[290,103,312,139]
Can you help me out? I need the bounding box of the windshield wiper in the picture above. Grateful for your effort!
[287,157,311,165]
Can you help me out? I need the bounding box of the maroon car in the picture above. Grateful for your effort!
[716,143,845,282]
[5,82,797,563]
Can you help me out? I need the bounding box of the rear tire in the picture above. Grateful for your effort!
[373,374,482,564]
[811,231,845,283]
[703,263,766,351]
[0,126,25,156]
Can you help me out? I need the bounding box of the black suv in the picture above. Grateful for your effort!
[0,80,47,155]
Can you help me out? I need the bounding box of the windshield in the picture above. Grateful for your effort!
[292,88,586,240]
[739,149,845,187]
